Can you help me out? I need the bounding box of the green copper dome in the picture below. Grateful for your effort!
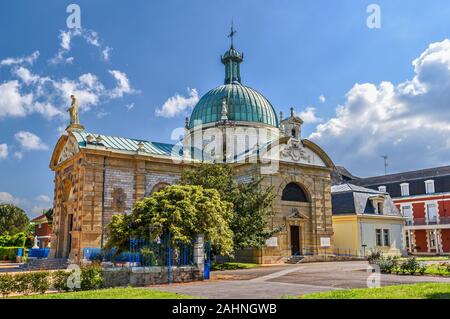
[188,43,279,129]
[189,84,278,129]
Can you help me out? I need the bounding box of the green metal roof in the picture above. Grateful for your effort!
[189,83,279,129]
[72,131,179,157]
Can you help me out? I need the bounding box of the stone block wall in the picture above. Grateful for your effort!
[144,173,179,195]
[103,266,203,288]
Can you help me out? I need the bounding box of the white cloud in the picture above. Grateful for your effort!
[0,144,8,159]
[15,131,48,151]
[310,39,450,176]
[319,95,326,103]
[108,70,133,98]
[36,195,51,203]
[14,152,23,160]
[0,51,40,67]
[297,106,322,124]
[13,66,40,85]
[0,192,20,205]
[102,46,112,62]
[125,103,135,111]
[156,88,199,118]
[51,29,110,64]
[0,29,134,121]
[0,80,33,118]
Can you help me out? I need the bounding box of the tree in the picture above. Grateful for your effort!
[179,164,278,250]
[105,185,234,256]
[44,208,53,226]
[0,204,29,236]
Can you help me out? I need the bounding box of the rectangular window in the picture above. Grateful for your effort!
[377,202,384,215]
[401,205,413,224]
[376,229,382,246]
[426,203,438,223]
[428,230,437,249]
[400,183,410,197]
[383,229,390,246]
[425,180,435,194]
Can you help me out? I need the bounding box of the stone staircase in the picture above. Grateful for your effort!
[19,258,69,271]
[285,255,304,264]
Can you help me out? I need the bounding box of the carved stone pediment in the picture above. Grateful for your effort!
[286,208,308,220]
[280,139,312,163]
[57,137,80,165]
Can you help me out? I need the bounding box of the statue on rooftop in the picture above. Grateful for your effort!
[68,95,79,125]
[65,94,84,132]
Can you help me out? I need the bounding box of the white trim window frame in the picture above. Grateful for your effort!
[427,230,437,250]
[425,180,435,194]
[425,201,439,224]
[375,229,383,247]
[400,183,410,197]
[383,229,390,247]
[401,204,413,225]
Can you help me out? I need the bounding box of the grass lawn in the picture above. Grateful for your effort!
[424,264,450,277]
[300,283,450,299]
[211,262,259,271]
[399,256,450,262]
[15,287,195,299]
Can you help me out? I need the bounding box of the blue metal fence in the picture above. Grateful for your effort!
[28,248,50,258]
[83,236,196,268]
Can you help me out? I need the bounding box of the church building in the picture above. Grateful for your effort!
[49,35,335,264]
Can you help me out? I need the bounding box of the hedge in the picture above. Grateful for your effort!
[0,247,23,261]
[0,233,27,247]
[0,263,104,297]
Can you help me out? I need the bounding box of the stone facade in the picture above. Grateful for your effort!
[49,129,335,264]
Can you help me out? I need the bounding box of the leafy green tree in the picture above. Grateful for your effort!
[180,164,277,250]
[0,204,29,236]
[44,208,53,227]
[106,185,234,256]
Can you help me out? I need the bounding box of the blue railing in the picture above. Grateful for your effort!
[83,236,196,267]
[28,248,50,258]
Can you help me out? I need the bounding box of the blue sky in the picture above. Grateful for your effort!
[1,0,450,217]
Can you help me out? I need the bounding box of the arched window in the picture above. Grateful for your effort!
[282,183,308,202]
[151,182,170,194]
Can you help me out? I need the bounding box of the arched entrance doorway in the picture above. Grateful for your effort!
[281,183,310,256]
[57,179,74,259]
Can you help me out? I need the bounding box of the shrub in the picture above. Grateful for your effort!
[367,250,382,264]
[80,263,103,290]
[12,273,33,295]
[29,271,51,294]
[0,274,14,298]
[52,270,76,292]
[398,258,423,275]
[0,232,27,247]
[377,256,398,274]
[0,247,22,261]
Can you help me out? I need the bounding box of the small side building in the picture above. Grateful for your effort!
[31,214,52,248]
[331,184,406,257]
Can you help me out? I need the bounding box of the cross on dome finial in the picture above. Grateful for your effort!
[228,20,237,48]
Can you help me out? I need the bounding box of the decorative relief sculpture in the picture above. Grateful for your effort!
[281,139,311,163]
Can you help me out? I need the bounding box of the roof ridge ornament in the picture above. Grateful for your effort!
[221,98,229,120]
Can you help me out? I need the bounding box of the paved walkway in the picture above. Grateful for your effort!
[148,261,450,299]
[0,262,21,273]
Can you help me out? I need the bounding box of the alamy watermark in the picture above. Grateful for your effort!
[367,4,381,29]
[66,4,81,29]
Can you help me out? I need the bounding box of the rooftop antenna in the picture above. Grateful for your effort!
[381,155,388,175]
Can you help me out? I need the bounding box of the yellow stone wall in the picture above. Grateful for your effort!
[50,142,334,264]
